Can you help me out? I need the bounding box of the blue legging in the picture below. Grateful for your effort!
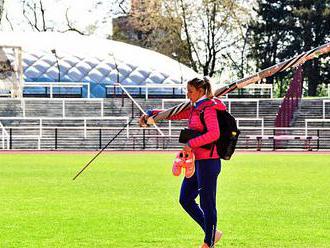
[179,159,221,247]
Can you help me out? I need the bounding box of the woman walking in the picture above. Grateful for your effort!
[140,77,226,248]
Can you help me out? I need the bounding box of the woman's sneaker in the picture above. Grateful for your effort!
[183,150,195,178]
[172,151,184,176]
[200,230,222,248]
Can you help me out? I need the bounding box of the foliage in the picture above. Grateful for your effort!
[163,0,250,77]
[249,0,330,97]
[113,0,251,77]
[112,0,191,66]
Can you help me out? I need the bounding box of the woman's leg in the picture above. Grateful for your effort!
[179,165,205,231]
[196,159,221,247]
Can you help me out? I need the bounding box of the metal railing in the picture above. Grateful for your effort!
[107,83,273,99]
[167,117,265,136]
[162,98,262,118]
[323,100,330,119]
[23,82,91,98]
[305,118,330,136]
[0,121,10,149]
[114,83,164,136]
[0,116,130,139]
[1,124,330,150]
[106,83,187,100]
[225,83,273,98]
[19,98,104,117]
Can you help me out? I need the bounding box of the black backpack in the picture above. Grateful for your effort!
[199,109,240,160]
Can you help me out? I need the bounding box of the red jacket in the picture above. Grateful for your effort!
[151,98,226,160]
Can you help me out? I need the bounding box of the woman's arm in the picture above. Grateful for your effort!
[139,106,191,127]
[168,108,191,120]
[147,107,191,121]
[188,107,220,148]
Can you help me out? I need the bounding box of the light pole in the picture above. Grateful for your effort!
[172,52,183,84]
[51,49,60,82]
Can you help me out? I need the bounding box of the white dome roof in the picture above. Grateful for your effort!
[0,32,199,97]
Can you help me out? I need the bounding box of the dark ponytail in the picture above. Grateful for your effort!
[187,76,213,99]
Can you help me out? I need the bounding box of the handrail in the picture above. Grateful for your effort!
[19,98,104,117]
[107,83,187,100]
[305,118,330,136]
[0,121,10,149]
[110,83,272,89]
[111,83,186,89]
[2,125,329,150]
[323,100,330,119]
[114,83,164,136]
[167,117,265,136]
[0,116,129,120]
[0,116,130,138]
[162,98,261,118]
[109,83,272,99]
[24,82,91,98]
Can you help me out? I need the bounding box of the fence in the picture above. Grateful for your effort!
[323,100,330,119]
[305,119,330,136]
[162,98,262,118]
[106,83,273,99]
[19,98,104,117]
[1,125,329,150]
[23,82,91,98]
[106,84,187,99]
[113,83,164,136]
[0,121,10,149]
[0,116,130,140]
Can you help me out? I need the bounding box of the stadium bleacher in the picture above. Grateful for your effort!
[0,86,329,151]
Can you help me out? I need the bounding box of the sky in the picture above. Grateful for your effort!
[1,0,117,37]
[0,0,257,83]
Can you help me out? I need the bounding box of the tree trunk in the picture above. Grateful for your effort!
[306,60,320,96]
[0,0,4,23]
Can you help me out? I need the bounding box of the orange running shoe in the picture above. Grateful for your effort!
[182,150,195,178]
[172,151,184,176]
[198,230,222,248]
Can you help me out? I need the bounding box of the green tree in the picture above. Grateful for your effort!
[249,0,298,96]
[291,0,330,96]
[249,0,330,96]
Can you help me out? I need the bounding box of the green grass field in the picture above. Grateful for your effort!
[0,152,329,248]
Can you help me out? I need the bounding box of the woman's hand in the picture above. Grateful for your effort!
[183,145,192,152]
[138,114,149,127]
[138,114,155,127]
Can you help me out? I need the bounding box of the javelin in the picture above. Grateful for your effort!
[72,119,133,180]
[146,42,330,124]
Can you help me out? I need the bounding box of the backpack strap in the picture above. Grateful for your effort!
[199,106,216,157]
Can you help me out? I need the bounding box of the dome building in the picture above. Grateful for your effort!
[0,32,198,97]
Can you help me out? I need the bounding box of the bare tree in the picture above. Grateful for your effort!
[63,8,85,35]
[19,0,95,34]
[112,0,189,62]
[22,0,50,31]
[0,0,4,24]
[222,25,252,79]
[162,0,249,77]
